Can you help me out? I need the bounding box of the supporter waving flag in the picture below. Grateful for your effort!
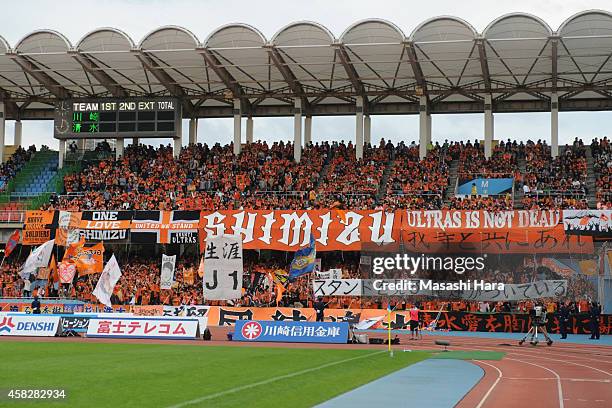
[288,237,316,280]
[4,229,20,258]
[92,255,122,307]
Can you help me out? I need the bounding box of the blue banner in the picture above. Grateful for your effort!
[233,320,349,344]
[457,178,513,196]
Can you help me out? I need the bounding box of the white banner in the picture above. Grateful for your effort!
[160,254,176,290]
[21,239,55,278]
[203,235,243,300]
[313,279,363,296]
[563,210,612,235]
[354,316,384,330]
[162,305,210,317]
[316,269,343,280]
[86,317,199,339]
[459,280,568,301]
[361,279,568,301]
[92,255,122,307]
[0,315,60,337]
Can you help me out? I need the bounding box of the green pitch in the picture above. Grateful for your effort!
[0,341,430,407]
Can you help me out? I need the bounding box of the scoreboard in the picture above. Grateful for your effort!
[54,98,181,139]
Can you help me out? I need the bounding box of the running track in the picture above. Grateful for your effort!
[2,331,610,407]
[406,335,612,408]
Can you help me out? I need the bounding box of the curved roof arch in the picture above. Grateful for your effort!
[271,21,335,45]
[338,19,411,91]
[482,13,552,87]
[409,16,477,42]
[340,18,405,44]
[270,21,338,93]
[558,9,612,35]
[0,35,10,54]
[15,29,72,53]
[409,17,478,89]
[484,13,552,38]
[204,23,267,48]
[139,25,199,50]
[556,10,612,85]
[76,27,135,52]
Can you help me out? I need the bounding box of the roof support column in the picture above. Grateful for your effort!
[188,118,198,145]
[426,113,432,146]
[484,94,494,159]
[355,96,364,160]
[116,138,124,159]
[294,98,303,163]
[133,138,139,146]
[14,120,22,147]
[173,114,182,159]
[364,115,371,146]
[173,137,182,159]
[304,116,312,146]
[0,103,5,163]
[58,139,65,169]
[246,116,254,144]
[551,93,559,158]
[419,96,428,160]
[233,99,241,155]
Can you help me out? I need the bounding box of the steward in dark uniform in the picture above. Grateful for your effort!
[589,302,601,340]
[558,303,570,339]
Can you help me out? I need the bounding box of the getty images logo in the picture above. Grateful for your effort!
[0,316,15,333]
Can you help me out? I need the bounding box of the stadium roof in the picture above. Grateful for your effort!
[2,10,612,120]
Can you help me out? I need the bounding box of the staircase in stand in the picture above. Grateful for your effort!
[513,157,527,209]
[443,160,459,205]
[585,145,597,208]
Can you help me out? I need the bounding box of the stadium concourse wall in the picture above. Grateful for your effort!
[1,302,610,335]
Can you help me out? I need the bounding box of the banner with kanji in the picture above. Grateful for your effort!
[202,235,243,300]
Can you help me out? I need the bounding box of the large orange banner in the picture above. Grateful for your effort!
[199,210,401,251]
[22,210,55,245]
[400,210,592,253]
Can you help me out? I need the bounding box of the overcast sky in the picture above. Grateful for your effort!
[3,0,612,149]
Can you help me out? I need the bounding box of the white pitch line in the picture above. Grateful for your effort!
[474,360,503,408]
[166,350,386,408]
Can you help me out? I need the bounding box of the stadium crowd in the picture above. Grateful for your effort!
[0,137,606,318]
[0,248,598,315]
[51,138,601,212]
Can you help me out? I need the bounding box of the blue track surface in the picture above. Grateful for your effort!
[315,359,483,408]
[358,329,612,346]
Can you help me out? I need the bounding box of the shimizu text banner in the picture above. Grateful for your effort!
[199,210,401,251]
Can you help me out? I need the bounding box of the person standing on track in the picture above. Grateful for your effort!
[589,301,601,340]
[409,304,419,340]
[558,301,570,339]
